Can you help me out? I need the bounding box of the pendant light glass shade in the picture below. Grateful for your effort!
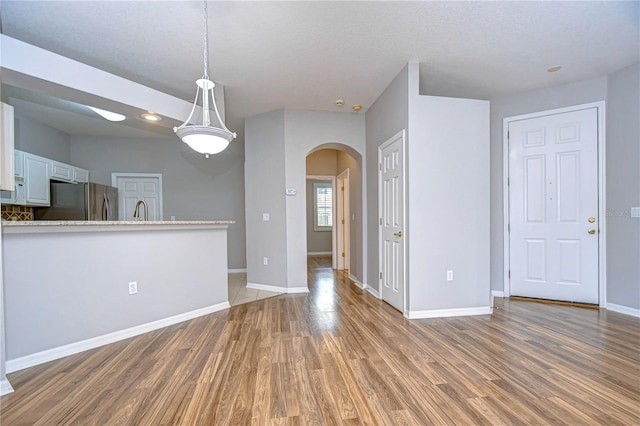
[174,1,235,158]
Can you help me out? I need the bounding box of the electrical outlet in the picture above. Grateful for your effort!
[262,213,270,222]
[128,281,138,294]
[263,257,269,265]
[446,270,454,281]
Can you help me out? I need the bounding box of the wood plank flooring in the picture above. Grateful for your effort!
[1,257,639,424]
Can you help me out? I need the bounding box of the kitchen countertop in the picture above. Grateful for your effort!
[1,220,234,234]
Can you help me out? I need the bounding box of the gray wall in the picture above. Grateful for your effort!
[3,226,229,361]
[70,135,247,270]
[306,179,332,254]
[0,222,6,392]
[284,110,366,288]
[606,62,640,309]
[244,110,288,289]
[245,110,366,289]
[489,76,608,291]
[408,91,491,312]
[14,112,70,162]
[365,64,409,289]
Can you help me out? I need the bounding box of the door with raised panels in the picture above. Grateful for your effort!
[113,174,162,221]
[379,131,405,312]
[509,108,599,304]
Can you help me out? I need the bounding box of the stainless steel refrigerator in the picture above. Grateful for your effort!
[34,182,119,221]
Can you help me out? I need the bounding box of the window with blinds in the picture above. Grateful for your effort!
[314,182,333,231]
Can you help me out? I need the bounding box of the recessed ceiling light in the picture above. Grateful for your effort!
[141,113,162,122]
[87,106,126,122]
[547,66,562,73]
[352,104,362,112]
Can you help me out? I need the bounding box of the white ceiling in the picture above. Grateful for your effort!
[0,1,638,136]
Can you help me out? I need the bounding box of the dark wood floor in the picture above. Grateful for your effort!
[1,258,639,424]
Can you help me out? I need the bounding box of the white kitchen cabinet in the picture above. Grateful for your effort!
[14,150,24,178]
[50,160,74,182]
[0,102,15,191]
[24,152,50,206]
[50,160,88,183]
[73,167,89,183]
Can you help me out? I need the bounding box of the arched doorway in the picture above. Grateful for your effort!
[305,144,362,284]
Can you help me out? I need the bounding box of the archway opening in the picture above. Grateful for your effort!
[305,144,361,280]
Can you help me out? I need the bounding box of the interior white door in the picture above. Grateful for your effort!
[379,131,405,312]
[509,108,599,303]
[113,174,163,221]
[336,170,350,271]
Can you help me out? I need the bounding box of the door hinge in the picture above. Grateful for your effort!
[379,163,382,171]
[507,130,510,140]
[508,224,510,232]
[507,177,510,186]
[380,272,383,279]
[379,218,382,225]
[508,270,511,279]
[341,186,344,191]
[341,252,345,257]
[342,219,345,224]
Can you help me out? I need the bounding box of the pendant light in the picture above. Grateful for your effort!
[174,0,236,158]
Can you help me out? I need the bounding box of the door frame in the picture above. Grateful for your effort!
[337,169,350,271]
[111,172,164,221]
[502,102,606,307]
[378,130,407,313]
[306,174,337,269]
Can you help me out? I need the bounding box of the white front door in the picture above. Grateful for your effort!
[112,173,163,221]
[379,131,405,313]
[509,108,599,304]
[337,169,350,271]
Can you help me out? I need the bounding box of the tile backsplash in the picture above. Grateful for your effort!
[1,205,32,221]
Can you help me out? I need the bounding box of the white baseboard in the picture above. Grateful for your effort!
[6,302,231,374]
[406,306,492,319]
[307,251,332,256]
[366,286,380,298]
[247,282,309,294]
[492,290,505,298]
[1,378,14,396]
[228,268,247,273]
[348,273,365,289]
[607,303,640,318]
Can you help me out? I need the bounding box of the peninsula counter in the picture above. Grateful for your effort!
[2,220,233,373]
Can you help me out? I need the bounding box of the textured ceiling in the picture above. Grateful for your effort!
[0,1,638,135]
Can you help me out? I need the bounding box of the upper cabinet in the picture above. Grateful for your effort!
[73,167,89,183]
[50,160,73,182]
[23,152,50,206]
[50,160,89,183]
[0,102,15,191]
[5,150,90,206]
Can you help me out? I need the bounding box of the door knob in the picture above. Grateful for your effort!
[394,231,403,237]
[588,217,596,223]
[588,228,596,235]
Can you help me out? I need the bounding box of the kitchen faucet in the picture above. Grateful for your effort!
[133,200,149,221]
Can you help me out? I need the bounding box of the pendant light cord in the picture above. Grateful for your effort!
[203,0,209,80]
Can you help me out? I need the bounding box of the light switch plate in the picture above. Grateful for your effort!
[285,188,297,196]
[631,207,640,218]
